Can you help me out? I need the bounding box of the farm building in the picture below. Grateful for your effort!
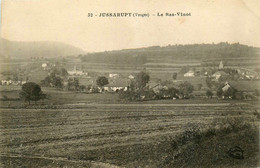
[103,78,129,92]
[184,70,195,77]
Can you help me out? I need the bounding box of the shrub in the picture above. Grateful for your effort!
[178,81,194,99]
[119,90,156,101]
[206,90,213,98]
[156,87,179,99]
[253,110,260,119]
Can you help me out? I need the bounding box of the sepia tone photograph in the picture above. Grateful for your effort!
[0,0,260,167]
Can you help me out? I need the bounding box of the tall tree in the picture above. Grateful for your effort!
[19,82,45,105]
[206,90,213,99]
[172,72,178,80]
[73,78,80,91]
[60,68,69,77]
[96,76,109,88]
[206,77,213,88]
[178,81,194,98]
[136,71,150,89]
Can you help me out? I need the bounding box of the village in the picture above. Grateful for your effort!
[1,58,259,102]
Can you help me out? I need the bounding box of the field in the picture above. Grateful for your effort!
[1,85,259,107]
[0,102,259,167]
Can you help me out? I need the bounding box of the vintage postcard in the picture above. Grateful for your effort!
[0,0,259,167]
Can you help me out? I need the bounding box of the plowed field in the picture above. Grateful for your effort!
[0,103,258,167]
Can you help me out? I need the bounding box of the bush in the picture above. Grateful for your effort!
[156,87,179,99]
[119,90,156,101]
[206,90,213,98]
[119,90,138,101]
[253,110,260,119]
[178,81,194,99]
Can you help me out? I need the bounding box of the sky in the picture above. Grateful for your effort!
[0,0,1,32]
[1,0,260,52]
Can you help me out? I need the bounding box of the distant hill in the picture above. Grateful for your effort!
[80,43,260,66]
[0,38,86,59]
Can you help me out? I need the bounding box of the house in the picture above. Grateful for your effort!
[212,71,227,80]
[68,66,88,76]
[220,82,233,99]
[222,82,231,92]
[1,80,12,85]
[128,75,135,79]
[42,63,48,70]
[109,73,119,78]
[103,78,129,92]
[184,70,195,77]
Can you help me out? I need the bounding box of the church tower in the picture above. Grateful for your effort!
[219,61,224,69]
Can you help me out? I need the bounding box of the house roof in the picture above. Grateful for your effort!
[148,81,159,88]
[222,83,231,92]
[185,70,195,74]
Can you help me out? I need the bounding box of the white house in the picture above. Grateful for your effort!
[128,75,135,79]
[68,66,88,76]
[1,80,12,85]
[184,70,195,77]
[109,73,119,78]
[1,80,26,86]
[42,63,48,70]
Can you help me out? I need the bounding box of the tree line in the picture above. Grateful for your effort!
[79,43,258,65]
